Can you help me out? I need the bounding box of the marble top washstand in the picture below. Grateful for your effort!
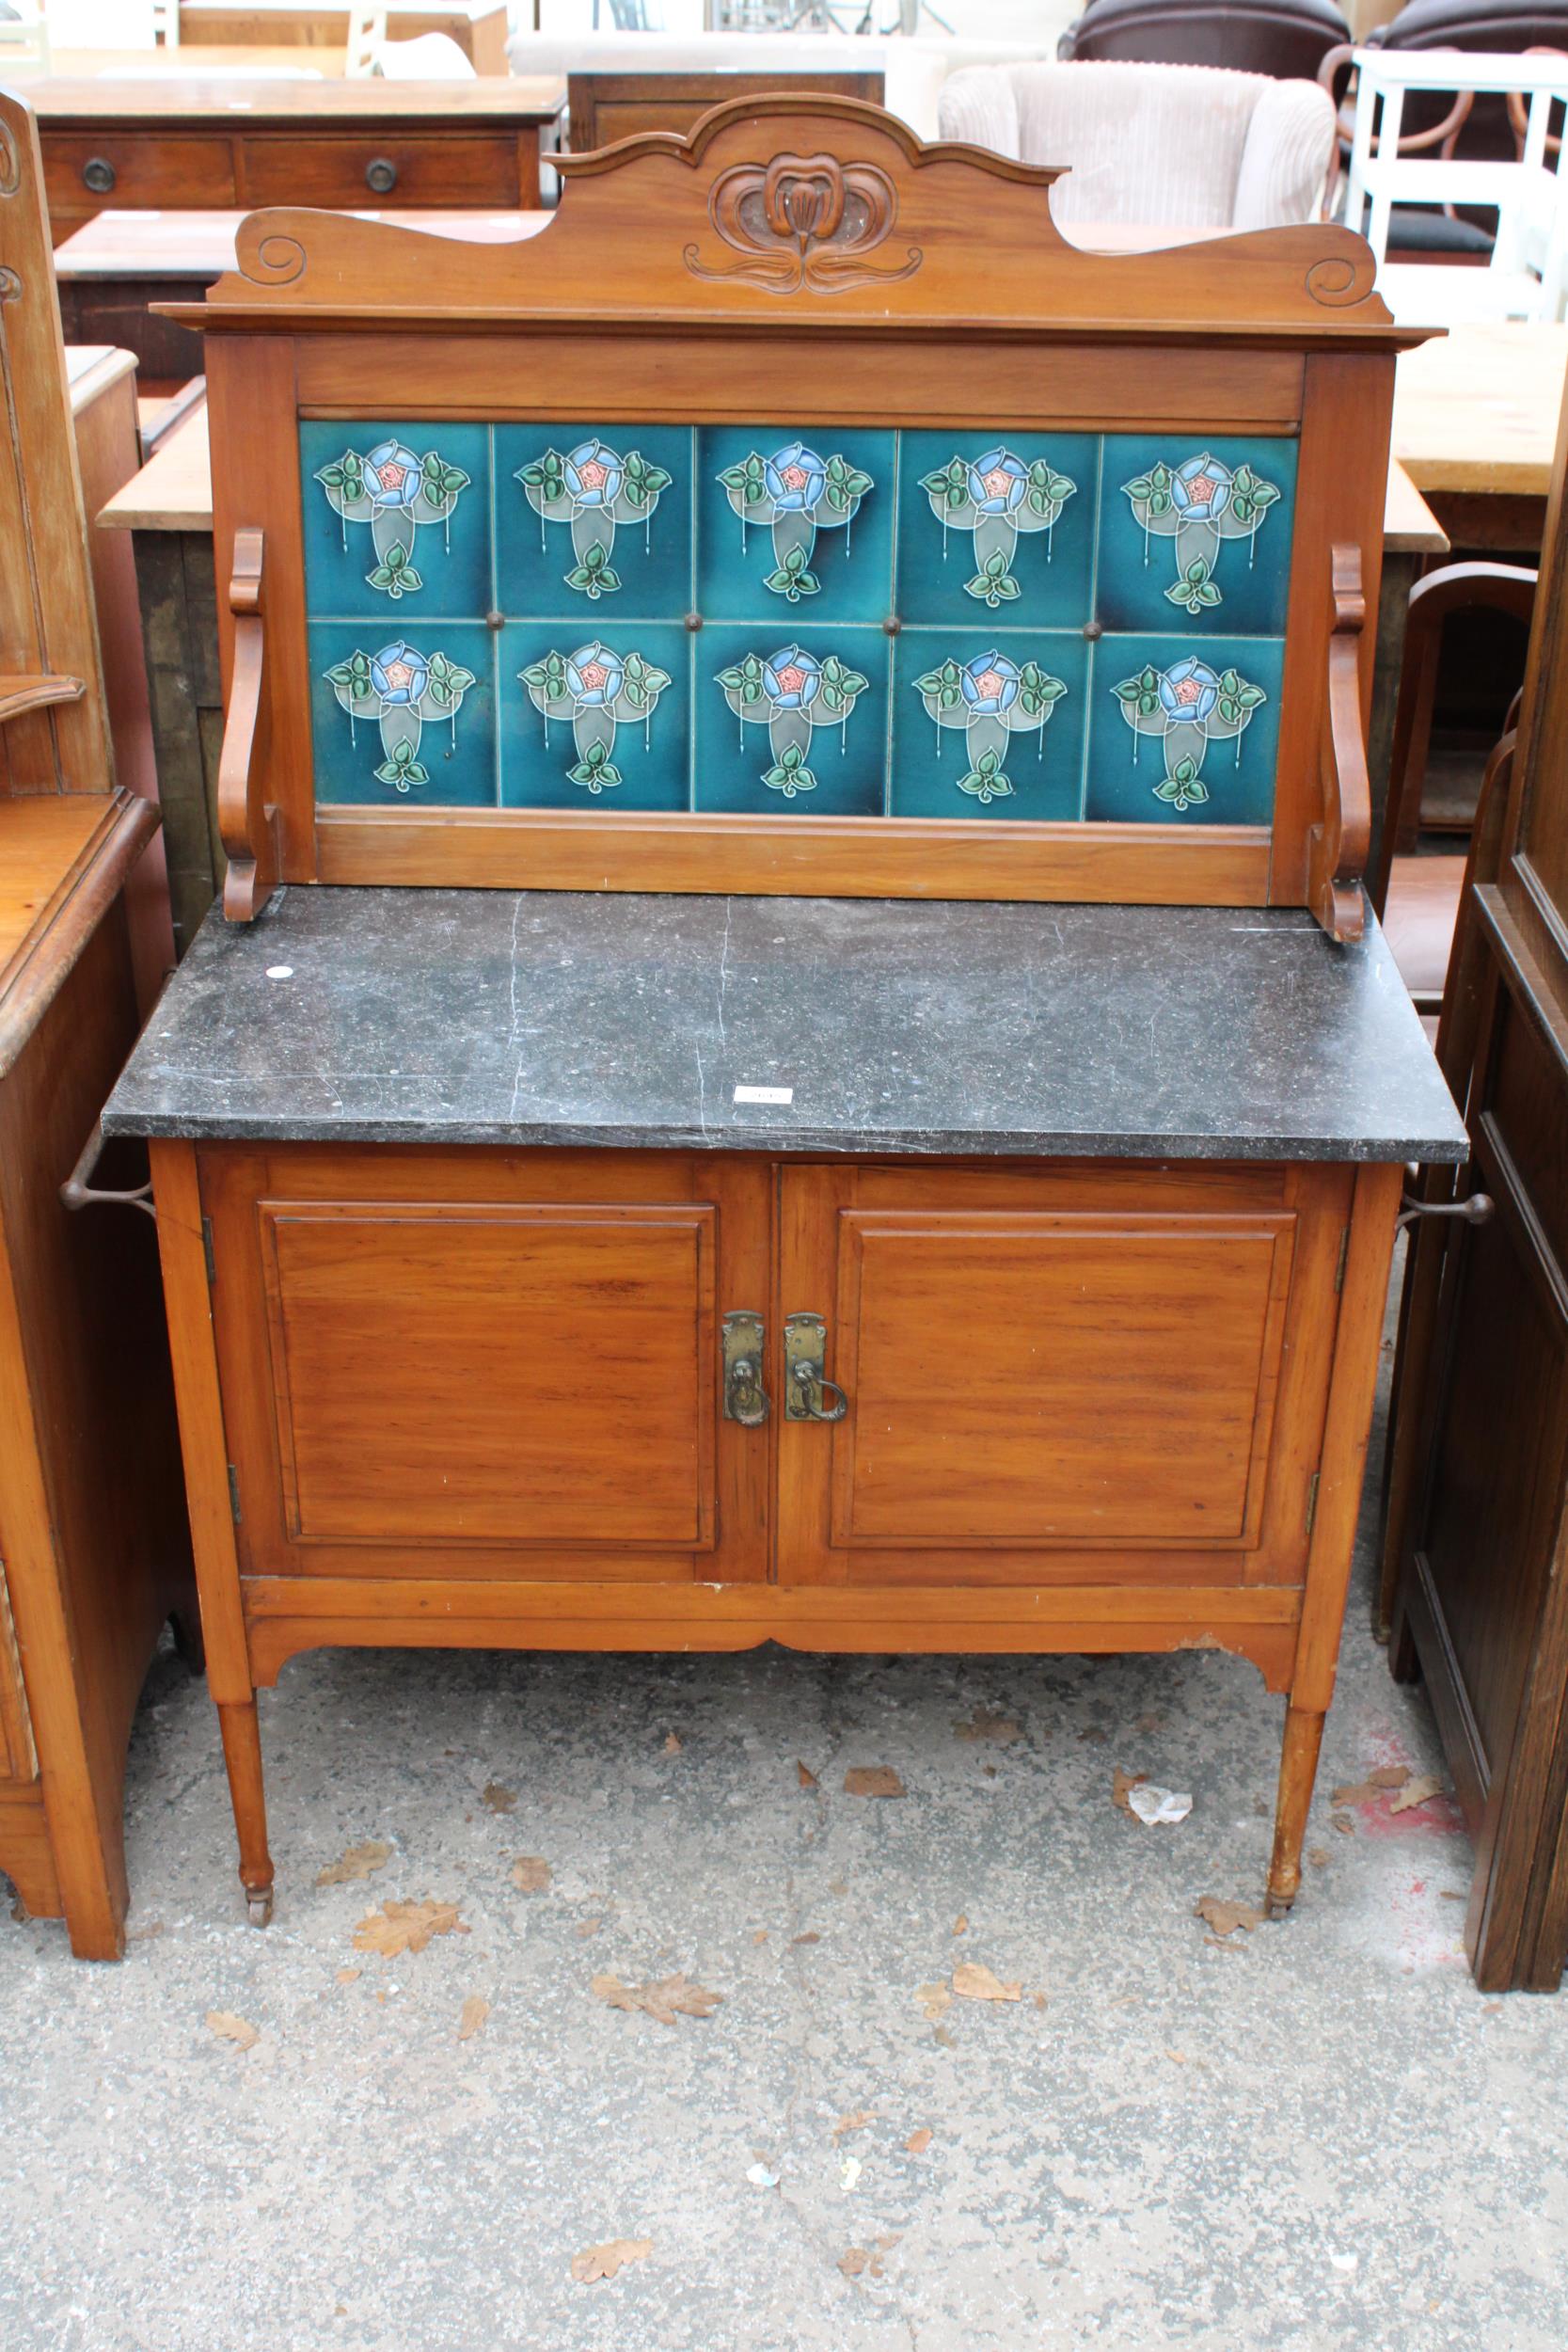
[103,889,1469,1165]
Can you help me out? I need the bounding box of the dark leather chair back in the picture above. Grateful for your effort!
[1058,0,1351,80]
[1367,1,1568,163]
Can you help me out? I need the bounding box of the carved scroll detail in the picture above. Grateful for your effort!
[1306,253,1376,310]
[219,528,280,922]
[244,233,308,289]
[1308,541,1371,945]
[685,151,923,295]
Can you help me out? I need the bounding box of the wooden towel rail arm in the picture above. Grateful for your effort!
[217,527,279,922]
[1308,541,1372,947]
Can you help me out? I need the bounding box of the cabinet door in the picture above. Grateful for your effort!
[777,1162,1350,1587]
[204,1146,768,1584]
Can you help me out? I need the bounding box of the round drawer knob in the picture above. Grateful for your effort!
[364,156,398,195]
[81,156,117,195]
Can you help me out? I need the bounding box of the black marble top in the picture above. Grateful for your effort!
[103,888,1468,1164]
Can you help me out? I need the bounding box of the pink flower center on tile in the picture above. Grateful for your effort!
[1185,473,1217,505]
[774,665,807,697]
[578,660,610,692]
[577,458,608,491]
[1173,675,1204,707]
[982,469,1014,500]
[974,669,1006,700]
[383,660,414,691]
[376,461,407,491]
[780,464,809,492]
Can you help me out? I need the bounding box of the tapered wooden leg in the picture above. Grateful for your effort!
[217,1699,275,1926]
[1266,1703,1325,1917]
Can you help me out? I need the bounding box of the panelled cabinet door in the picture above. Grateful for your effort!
[202,1146,768,1584]
[776,1161,1352,1587]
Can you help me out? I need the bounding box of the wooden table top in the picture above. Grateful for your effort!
[0,799,120,984]
[1394,321,1568,499]
[54,205,551,278]
[24,70,566,126]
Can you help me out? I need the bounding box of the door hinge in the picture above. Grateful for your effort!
[227,1465,242,1525]
[1305,1470,1320,1540]
[201,1214,216,1286]
[1334,1227,1351,1295]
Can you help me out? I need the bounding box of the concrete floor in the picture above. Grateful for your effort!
[2,1343,1564,2352]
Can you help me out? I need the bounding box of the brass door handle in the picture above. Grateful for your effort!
[784,1312,848,1422]
[721,1311,769,1425]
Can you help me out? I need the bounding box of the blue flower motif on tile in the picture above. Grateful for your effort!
[911,648,1067,803]
[515,437,674,600]
[1121,451,1282,616]
[917,444,1076,608]
[324,638,477,792]
[1112,652,1266,811]
[520,640,673,794]
[313,438,472,599]
[716,642,868,797]
[717,440,873,604]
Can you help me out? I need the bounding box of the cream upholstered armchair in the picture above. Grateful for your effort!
[937,59,1337,227]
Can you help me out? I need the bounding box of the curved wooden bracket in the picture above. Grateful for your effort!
[1307,542,1371,946]
[217,527,278,922]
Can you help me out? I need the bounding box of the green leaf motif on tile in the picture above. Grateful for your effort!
[1164,555,1221,614]
[1113,664,1163,718]
[325,650,374,700]
[620,452,673,511]
[519,450,567,502]
[763,741,816,798]
[367,542,422,599]
[766,543,819,603]
[958,747,1013,805]
[521,651,569,699]
[420,453,470,509]
[566,541,620,600]
[966,548,1021,608]
[374,739,429,792]
[567,739,622,794]
[1018,661,1067,718]
[717,653,767,705]
[424,651,476,710]
[816,654,866,717]
[1154,755,1210,813]
[914,659,964,708]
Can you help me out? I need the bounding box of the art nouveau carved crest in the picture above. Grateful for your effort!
[685,149,922,294]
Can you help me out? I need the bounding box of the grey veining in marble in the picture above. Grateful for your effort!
[103,888,1469,1162]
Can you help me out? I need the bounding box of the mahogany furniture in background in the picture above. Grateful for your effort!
[32,72,566,243]
[178,3,511,72]
[1383,364,1568,1992]
[102,99,1465,1931]
[1058,0,1352,78]
[565,69,884,151]
[0,94,193,1960]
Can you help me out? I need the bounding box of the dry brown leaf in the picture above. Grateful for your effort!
[1388,1772,1446,1815]
[591,1972,723,2026]
[838,2248,871,2279]
[483,1783,517,1814]
[791,1931,821,1947]
[1195,1896,1263,1940]
[577,1916,603,1940]
[571,2238,652,2285]
[952,1962,1022,2003]
[315,1839,392,1888]
[457,1994,490,2042]
[352,1899,468,1959]
[906,2127,933,2154]
[752,1930,768,1946]
[1370,1764,1413,1789]
[933,2025,956,2048]
[833,2110,876,2139]
[844,1766,906,1799]
[125,1920,165,1943]
[1112,1768,1148,1814]
[916,1980,952,2022]
[662,1733,682,1755]
[1332,1766,1410,1806]
[206,2010,259,2051]
[1307,1847,1329,1869]
[1332,1811,1354,1835]
[953,1708,1022,1745]
[797,1759,819,1789]
[511,1856,551,1894]
[335,1967,361,1986]
[952,1914,969,1936]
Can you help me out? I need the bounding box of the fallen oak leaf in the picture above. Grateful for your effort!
[952,1962,1022,2003]
[353,1899,468,1959]
[844,1766,906,1799]
[315,1839,391,1888]
[1388,1772,1446,1815]
[511,1856,551,1893]
[571,2238,651,2285]
[591,1972,723,2026]
[1195,1896,1263,1939]
[206,2010,259,2051]
[457,1994,490,2042]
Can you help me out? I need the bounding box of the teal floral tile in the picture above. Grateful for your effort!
[494,423,692,620]
[896,433,1097,628]
[300,422,490,619]
[697,628,889,816]
[1085,633,1284,826]
[1096,436,1298,637]
[500,623,689,812]
[309,621,496,808]
[891,631,1088,820]
[698,429,895,627]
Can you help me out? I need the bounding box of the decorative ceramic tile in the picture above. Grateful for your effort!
[300,421,490,619]
[309,621,497,807]
[1084,634,1285,826]
[697,628,889,814]
[1095,436,1298,637]
[896,433,1097,628]
[499,623,690,811]
[494,423,693,619]
[890,631,1088,820]
[697,428,896,625]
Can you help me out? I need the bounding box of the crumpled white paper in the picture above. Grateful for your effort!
[1127,1783,1194,1826]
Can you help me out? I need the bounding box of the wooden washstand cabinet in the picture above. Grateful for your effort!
[101,101,1468,1926]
